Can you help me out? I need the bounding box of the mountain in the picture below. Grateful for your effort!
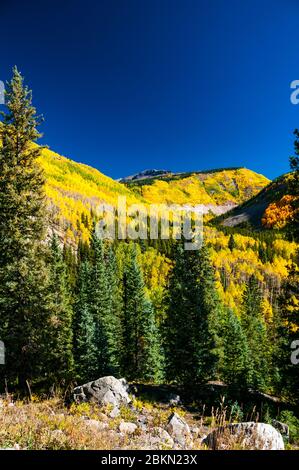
[218,173,295,229]
[34,148,270,242]
[121,167,270,208]
[38,146,145,244]
[118,169,171,182]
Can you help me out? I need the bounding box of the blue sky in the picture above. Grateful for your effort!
[1,0,299,180]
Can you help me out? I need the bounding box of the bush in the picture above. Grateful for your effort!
[279,410,299,444]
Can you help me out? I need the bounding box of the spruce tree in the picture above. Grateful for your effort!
[89,231,111,376]
[0,67,52,387]
[47,236,74,383]
[275,254,299,402]
[122,243,163,382]
[241,275,270,391]
[228,234,236,252]
[105,245,124,375]
[74,260,98,382]
[165,243,222,388]
[221,309,249,389]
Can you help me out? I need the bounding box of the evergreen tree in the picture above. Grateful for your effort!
[165,243,222,388]
[122,243,163,381]
[47,236,74,383]
[74,260,98,382]
[0,67,52,387]
[228,234,236,252]
[221,309,249,389]
[89,231,111,376]
[241,275,270,391]
[105,245,124,375]
[275,254,299,402]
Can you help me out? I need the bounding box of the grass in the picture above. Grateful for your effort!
[0,394,298,450]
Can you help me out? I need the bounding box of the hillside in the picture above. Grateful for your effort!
[38,146,145,243]
[121,167,270,207]
[218,173,296,229]
[35,149,271,243]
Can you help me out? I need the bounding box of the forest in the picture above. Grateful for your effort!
[0,68,298,450]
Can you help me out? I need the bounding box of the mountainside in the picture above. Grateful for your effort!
[218,173,296,229]
[38,146,145,243]
[34,147,270,243]
[121,167,270,207]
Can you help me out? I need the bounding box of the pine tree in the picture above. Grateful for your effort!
[122,243,163,381]
[228,234,236,252]
[221,309,249,389]
[74,260,98,382]
[165,243,222,388]
[47,236,74,383]
[0,67,52,387]
[89,231,111,376]
[275,253,299,402]
[241,275,270,391]
[105,245,124,375]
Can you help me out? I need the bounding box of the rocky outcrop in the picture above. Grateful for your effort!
[166,412,192,447]
[73,376,131,408]
[203,422,285,450]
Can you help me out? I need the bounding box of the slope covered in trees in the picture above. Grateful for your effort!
[0,68,298,415]
[122,167,270,206]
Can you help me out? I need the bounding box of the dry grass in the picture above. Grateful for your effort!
[0,397,126,450]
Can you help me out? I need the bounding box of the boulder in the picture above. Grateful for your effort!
[166,412,192,447]
[203,422,285,450]
[151,427,174,447]
[119,421,138,435]
[73,376,131,408]
[168,394,181,406]
[109,406,120,418]
[84,419,108,431]
[272,419,289,438]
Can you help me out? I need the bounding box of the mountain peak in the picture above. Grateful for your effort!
[118,169,171,183]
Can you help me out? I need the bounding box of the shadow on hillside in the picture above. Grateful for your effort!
[131,381,296,420]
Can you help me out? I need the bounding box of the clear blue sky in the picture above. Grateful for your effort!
[1,0,299,180]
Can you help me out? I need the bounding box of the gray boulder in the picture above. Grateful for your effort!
[272,419,289,438]
[73,376,131,408]
[203,422,285,450]
[166,412,192,447]
[119,421,138,435]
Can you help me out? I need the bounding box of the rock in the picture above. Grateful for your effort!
[166,412,192,447]
[119,421,138,435]
[119,378,129,391]
[84,419,108,431]
[191,426,201,438]
[151,427,174,447]
[203,422,285,450]
[272,419,289,438]
[168,394,181,406]
[73,376,131,408]
[109,406,120,418]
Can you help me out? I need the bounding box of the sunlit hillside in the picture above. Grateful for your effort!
[124,168,270,206]
[38,147,270,243]
[38,147,145,243]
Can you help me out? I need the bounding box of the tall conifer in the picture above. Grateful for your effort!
[0,68,51,387]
